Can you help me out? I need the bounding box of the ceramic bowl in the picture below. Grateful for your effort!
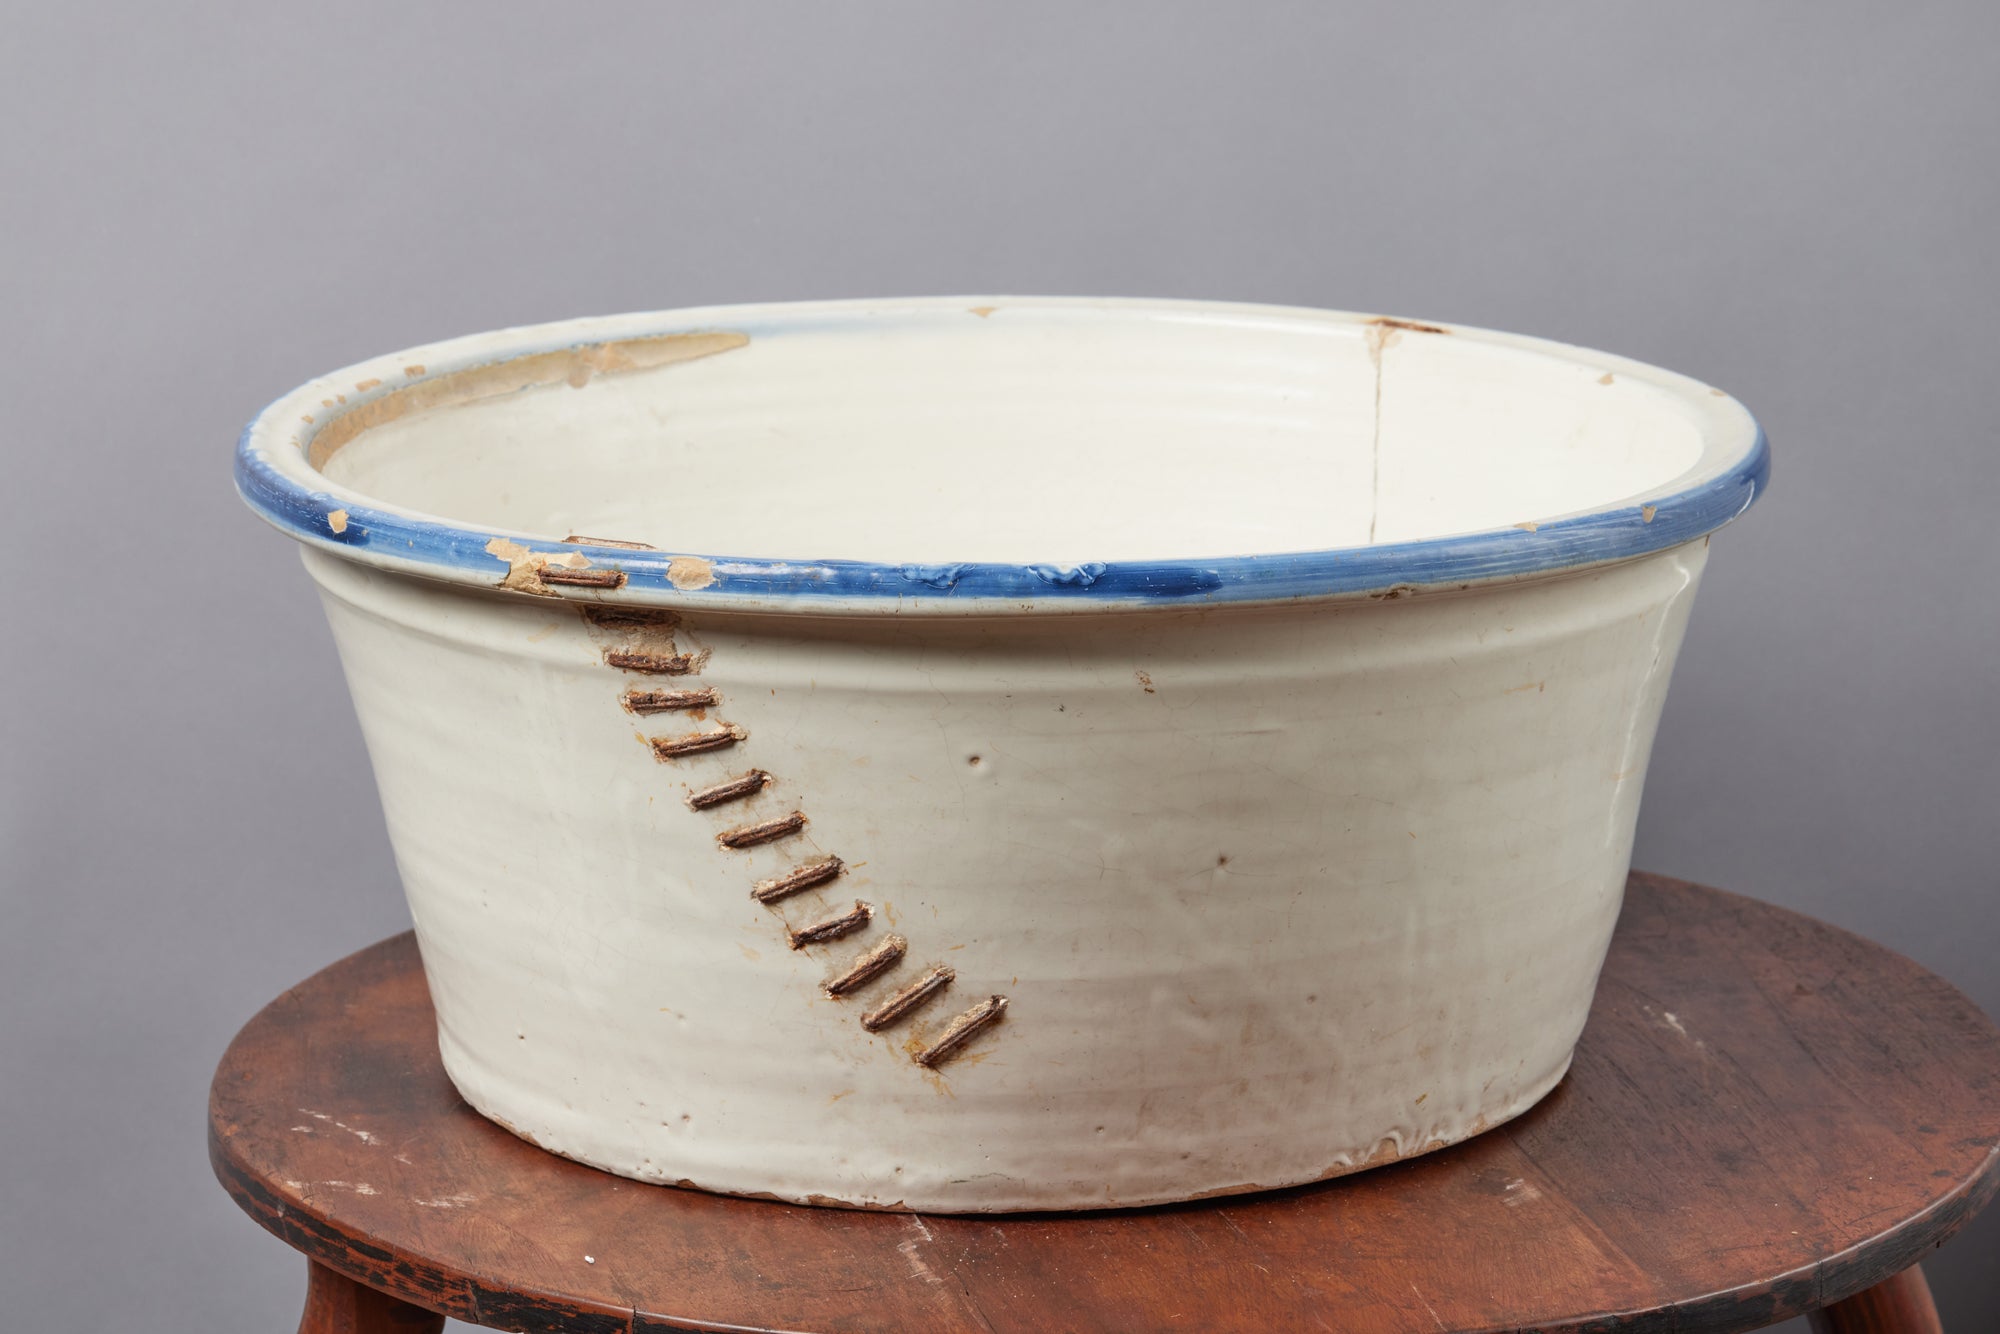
[237,297,1766,1211]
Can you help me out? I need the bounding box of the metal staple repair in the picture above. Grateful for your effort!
[824,933,906,995]
[606,648,696,675]
[861,966,955,1032]
[538,567,627,589]
[688,771,772,810]
[594,608,1010,1072]
[751,857,844,903]
[787,901,874,949]
[916,995,1010,1068]
[650,727,744,759]
[624,687,719,714]
[718,811,807,849]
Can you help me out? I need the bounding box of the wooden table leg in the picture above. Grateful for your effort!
[1807,1264,1943,1334]
[298,1258,446,1334]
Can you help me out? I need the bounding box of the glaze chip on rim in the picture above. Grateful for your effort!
[236,297,1768,615]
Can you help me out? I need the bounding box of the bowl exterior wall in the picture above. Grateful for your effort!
[305,541,1707,1210]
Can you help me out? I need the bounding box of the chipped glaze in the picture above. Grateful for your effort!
[237,297,1766,1211]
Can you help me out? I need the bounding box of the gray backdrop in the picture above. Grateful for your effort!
[3,4,1993,1330]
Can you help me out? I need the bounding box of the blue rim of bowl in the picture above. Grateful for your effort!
[235,297,1769,616]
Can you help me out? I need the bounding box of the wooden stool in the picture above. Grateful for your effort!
[209,873,2000,1332]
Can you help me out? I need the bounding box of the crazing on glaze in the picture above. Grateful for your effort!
[237,297,1768,1212]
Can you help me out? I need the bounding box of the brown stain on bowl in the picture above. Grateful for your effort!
[307,331,750,469]
[1364,315,1451,339]
[564,533,657,551]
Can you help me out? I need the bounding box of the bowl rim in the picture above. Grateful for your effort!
[235,295,1768,616]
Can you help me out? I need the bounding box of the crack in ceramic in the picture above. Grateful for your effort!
[597,608,1009,1073]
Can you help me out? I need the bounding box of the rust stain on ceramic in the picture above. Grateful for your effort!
[1368,320,1448,370]
[1362,317,1449,544]
[862,966,955,1032]
[582,604,677,629]
[649,726,745,760]
[688,770,772,810]
[788,901,874,949]
[1368,315,1450,336]
[718,811,807,849]
[623,687,719,715]
[667,556,717,591]
[327,509,349,535]
[307,332,749,468]
[753,856,847,903]
[1135,669,1155,694]
[564,534,658,551]
[825,933,906,995]
[916,995,1009,1068]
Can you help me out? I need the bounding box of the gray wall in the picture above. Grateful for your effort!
[3,5,1993,1330]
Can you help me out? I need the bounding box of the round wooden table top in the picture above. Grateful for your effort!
[209,873,2000,1334]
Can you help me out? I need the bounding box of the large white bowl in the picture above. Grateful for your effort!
[237,297,1766,1211]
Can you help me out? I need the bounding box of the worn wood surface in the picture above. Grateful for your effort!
[1807,1266,1944,1334]
[210,873,2000,1333]
[298,1257,445,1334]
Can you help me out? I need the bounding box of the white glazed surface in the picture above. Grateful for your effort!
[319,305,1706,563]
[307,541,1702,1210]
[240,298,1761,1211]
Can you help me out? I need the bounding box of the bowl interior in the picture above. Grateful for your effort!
[312,303,1719,565]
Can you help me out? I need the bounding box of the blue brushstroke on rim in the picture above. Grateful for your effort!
[233,300,1770,615]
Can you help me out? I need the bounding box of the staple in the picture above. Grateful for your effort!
[649,726,744,760]
[861,966,955,1032]
[787,901,874,949]
[563,534,657,550]
[623,687,719,714]
[538,567,627,589]
[718,811,807,849]
[825,933,906,995]
[916,995,1010,1068]
[751,857,845,903]
[605,648,696,675]
[688,771,772,810]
